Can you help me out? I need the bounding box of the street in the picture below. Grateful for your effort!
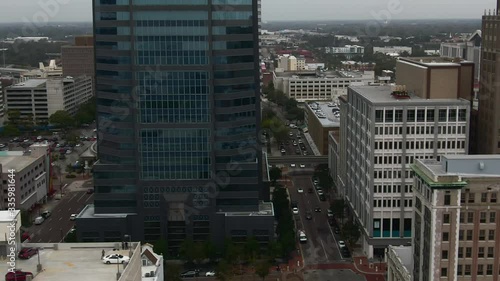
[288,175,344,265]
[26,189,93,243]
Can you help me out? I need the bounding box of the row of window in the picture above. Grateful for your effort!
[374,154,435,165]
[460,191,498,204]
[456,228,496,241]
[374,140,466,150]
[373,185,412,194]
[373,170,412,179]
[456,211,497,223]
[375,108,467,123]
[373,199,412,208]
[374,125,467,135]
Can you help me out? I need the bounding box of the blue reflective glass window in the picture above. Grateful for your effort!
[212,11,252,20]
[133,0,207,4]
[213,41,254,50]
[212,26,252,35]
[214,55,254,64]
[215,110,255,122]
[215,124,255,136]
[212,0,251,4]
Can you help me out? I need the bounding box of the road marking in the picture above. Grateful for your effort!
[76,192,86,202]
[59,217,62,221]
[49,228,52,232]
[319,239,329,261]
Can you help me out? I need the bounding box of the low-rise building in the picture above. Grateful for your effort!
[341,85,470,258]
[341,61,376,72]
[305,102,340,155]
[0,210,21,259]
[5,76,93,124]
[324,45,364,59]
[386,245,412,281]
[373,46,412,55]
[411,155,500,281]
[273,70,375,102]
[0,144,50,211]
[141,243,164,281]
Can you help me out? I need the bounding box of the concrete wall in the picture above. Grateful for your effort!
[459,64,474,101]
[396,60,427,98]
[429,68,459,99]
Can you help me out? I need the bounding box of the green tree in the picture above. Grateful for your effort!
[330,199,345,224]
[49,110,75,129]
[192,241,207,265]
[6,110,21,126]
[266,240,282,261]
[269,167,282,184]
[223,239,240,266]
[255,260,271,281]
[2,124,21,137]
[341,220,361,247]
[165,264,182,281]
[74,97,96,125]
[153,238,168,258]
[179,239,196,264]
[204,240,217,263]
[243,236,260,264]
[215,259,232,281]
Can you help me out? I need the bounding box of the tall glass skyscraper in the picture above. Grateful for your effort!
[77,0,274,252]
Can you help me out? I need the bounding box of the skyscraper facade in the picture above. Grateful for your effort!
[77,0,274,252]
[477,1,500,154]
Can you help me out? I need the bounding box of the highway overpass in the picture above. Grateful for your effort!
[267,156,328,165]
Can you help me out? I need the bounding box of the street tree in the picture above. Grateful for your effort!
[215,259,232,281]
[269,167,282,184]
[341,220,361,248]
[165,264,182,281]
[243,236,260,264]
[330,199,345,224]
[49,110,75,129]
[255,260,271,281]
[152,238,168,259]
[179,239,196,264]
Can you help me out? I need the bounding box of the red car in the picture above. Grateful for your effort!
[18,248,37,259]
[21,232,30,242]
[5,270,33,281]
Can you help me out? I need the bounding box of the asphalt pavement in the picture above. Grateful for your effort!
[288,175,344,265]
[26,190,93,243]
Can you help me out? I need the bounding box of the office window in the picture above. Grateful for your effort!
[481,192,488,202]
[466,247,472,257]
[465,264,471,275]
[461,193,466,203]
[442,250,448,259]
[459,212,465,223]
[478,247,485,258]
[488,230,494,240]
[443,213,450,224]
[487,247,494,257]
[426,109,435,122]
[487,264,493,275]
[490,212,496,223]
[458,247,463,258]
[480,212,487,223]
[457,264,463,275]
[491,193,497,203]
[443,232,449,241]
[467,230,473,240]
[444,194,451,205]
[468,193,475,203]
[479,230,485,240]
[441,268,447,277]
[459,230,464,240]
[478,264,484,275]
[467,212,474,223]
[438,109,447,121]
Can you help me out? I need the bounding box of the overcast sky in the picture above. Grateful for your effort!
[0,0,496,23]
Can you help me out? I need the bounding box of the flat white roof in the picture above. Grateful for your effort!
[307,102,340,128]
[0,210,20,222]
[0,153,39,172]
[9,79,47,89]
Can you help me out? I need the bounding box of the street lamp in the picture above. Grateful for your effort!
[124,234,132,257]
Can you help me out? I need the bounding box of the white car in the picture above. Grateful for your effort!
[205,271,215,277]
[297,188,304,193]
[292,207,299,215]
[338,241,346,248]
[102,254,130,264]
[300,164,306,168]
[290,163,296,168]
[327,209,333,217]
[317,190,324,196]
[70,214,77,221]
[76,143,81,147]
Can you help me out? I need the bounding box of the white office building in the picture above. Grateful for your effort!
[341,85,469,258]
[5,76,93,124]
[440,30,481,82]
[273,70,375,102]
[373,46,412,56]
[324,45,364,59]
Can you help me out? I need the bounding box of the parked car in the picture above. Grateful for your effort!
[290,163,296,168]
[102,254,130,264]
[21,232,30,242]
[70,214,77,221]
[86,189,94,194]
[297,187,303,193]
[314,207,321,212]
[338,241,346,248]
[327,209,333,218]
[319,194,326,201]
[5,270,33,281]
[18,248,38,259]
[292,207,299,215]
[205,271,215,277]
[299,164,306,168]
[41,210,51,219]
[34,216,44,225]
[180,270,200,278]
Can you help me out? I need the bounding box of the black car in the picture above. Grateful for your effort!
[334,227,340,234]
[308,188,313,194]
[319,194,326,201]
[180,270,199,278]
[341,248,351,258]
[291,201,298,208]
[305,212,312,220]
[314,207,321,212]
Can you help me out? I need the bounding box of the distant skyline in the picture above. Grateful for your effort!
[0,0,497,23]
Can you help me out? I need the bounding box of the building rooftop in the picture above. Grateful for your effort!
[389,245,413,276]
[222,201,274,217]
[306,102,340,128]
[79,204,131,219]
[9,79,47,89]
[0,210,19,222]
[0,243,141,281]
[399,57,473,67]
[275,70,372,79]
[350,85,470,105]
[0,151,40,172]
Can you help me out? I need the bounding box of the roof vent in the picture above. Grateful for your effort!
[479,162,485,170]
